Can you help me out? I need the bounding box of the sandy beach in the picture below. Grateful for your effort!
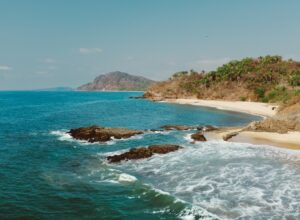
[163,98,300,150]
[231,131,300,150]
[163,98,278,117]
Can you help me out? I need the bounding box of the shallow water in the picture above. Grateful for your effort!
[0,91,299,219]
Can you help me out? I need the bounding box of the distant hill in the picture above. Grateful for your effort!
[78,71,156,91]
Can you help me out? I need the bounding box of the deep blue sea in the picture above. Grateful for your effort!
[1,91,300,220]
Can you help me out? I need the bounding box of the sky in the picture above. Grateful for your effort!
[0,0,300,90]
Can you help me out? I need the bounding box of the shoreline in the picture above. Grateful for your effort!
[161,98,300,150]
[162,98,278,118]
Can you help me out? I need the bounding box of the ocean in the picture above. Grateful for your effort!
[0,91,299,219]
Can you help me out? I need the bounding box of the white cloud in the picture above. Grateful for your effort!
[0,65,12,71]
[79,47,102,54]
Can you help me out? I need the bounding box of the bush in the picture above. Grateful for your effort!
[172,71,188,79]
[289,70,300,86]
[261,97,269,103]
[240,96,247,101]
[294,89,300,95]
[267,86,289,102]
[255,87,265,99]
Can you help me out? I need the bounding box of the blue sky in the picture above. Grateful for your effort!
[0,0,300,90]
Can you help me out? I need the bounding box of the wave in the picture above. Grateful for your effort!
[50,130,145,146]
[118,173,137,182]
[112,141,300,219]
[76,157,218,219]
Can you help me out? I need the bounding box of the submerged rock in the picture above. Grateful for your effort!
[107,144,182,163]
[69,125,143,143]
[191,132,207,142]
[129,96,145,99]
[161,125,195,131]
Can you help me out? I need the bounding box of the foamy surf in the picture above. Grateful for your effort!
[50,130,145,145]
[118,173,137,182]
[115,141,300,219]
[50,130,74,142]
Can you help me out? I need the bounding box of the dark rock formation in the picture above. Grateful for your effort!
[205,125,218,131]
[69,125,143,143]
[129,96,145,99]
[107,144,182,163]
[223,132,239,141]
[191,132,207,141]
[161,125,196,131]
[197,125,218,132]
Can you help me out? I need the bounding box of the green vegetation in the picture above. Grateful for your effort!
[240,96,247,101]
[151,55,300,103]
[289,70,300,86]
[255,87,265,99]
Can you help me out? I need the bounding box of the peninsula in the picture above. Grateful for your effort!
[144,55,300,149]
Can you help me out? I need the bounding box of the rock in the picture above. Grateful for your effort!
[223,132,239,141]
[146,129,164,132]
[161,125,195,131]
[107,144,182,163]
[191,132,207,141]
[129,96,145,99]
[196,126,204,131]
[203,125,218,132]
[148,144,181,154]
[69,125,143,143]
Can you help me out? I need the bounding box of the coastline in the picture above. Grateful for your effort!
[162,98,278,118]
[161,98,300,150]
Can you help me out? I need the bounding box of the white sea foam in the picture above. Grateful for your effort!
[183,133,193,142]
[149,130,172,135]
[118,173,137,182]
[50,130,74,142]
[95,179,119,184]
[116,141,300,219]
[179,206,219,220]
[50,130,98,145]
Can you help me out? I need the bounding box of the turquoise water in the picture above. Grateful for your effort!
[0,91,300,219]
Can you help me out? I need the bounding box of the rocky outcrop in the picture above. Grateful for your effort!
[247,96,300,133]
[191,132,207,141]
[246,118,300,133]
[161,125,196,131]
[69,126,143,143]
[107,144,182,163]
[223,132,239,141]
[197,125,219,132]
